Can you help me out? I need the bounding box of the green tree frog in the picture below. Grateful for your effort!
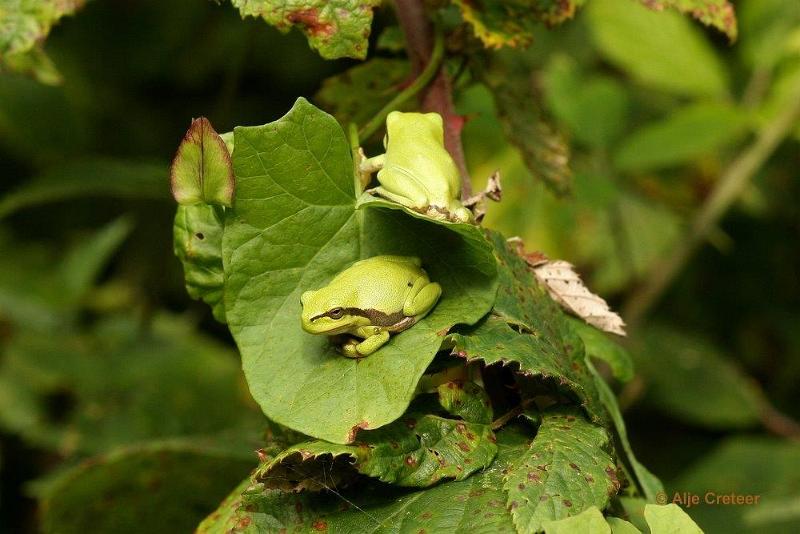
[360,111,472,223]
[300,255,441,358]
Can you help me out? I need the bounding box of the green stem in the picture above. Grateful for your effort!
[357,28,444,142]
[623,79,800,326]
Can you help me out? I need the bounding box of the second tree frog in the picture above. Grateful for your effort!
[300,255,441,357]
[360,111,472,223]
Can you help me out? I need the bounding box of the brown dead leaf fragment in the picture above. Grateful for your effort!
[533,260,626,336]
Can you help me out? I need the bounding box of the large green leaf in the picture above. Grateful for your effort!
[173,204,226,322]
[222,98,497,444]
[504,407,619,532]
[230,0,380,59]
[477,50,572,195]
[255,381,496,489]
[614,103,749,172]
[38,439,255,534]
[198,425,532,533]
[587,0,729,97]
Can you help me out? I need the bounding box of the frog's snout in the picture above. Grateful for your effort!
[300,290,313,306]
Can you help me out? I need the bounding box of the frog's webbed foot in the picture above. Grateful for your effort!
[404,280,442,317]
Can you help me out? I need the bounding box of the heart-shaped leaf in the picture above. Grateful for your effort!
[222,98,497,444]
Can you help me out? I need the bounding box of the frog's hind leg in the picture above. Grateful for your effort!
[404,279,442,317]
[370,185,427,209]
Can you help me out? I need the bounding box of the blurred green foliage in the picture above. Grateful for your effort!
[0,0,799,532]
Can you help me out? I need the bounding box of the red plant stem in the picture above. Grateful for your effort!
[394,0,472,198]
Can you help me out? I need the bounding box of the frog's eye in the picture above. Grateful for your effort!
[328,308,344,319]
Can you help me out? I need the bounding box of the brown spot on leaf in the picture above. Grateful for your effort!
[562,499,572,507]
[527,472,540,482]
[312,519,328,531]
[405,456,417,467]
[421,511,432,519]
[406,418,416,429]
[458,442,471,452]
[286,9,335,38]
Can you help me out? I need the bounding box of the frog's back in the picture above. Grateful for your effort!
[342,256,426,309]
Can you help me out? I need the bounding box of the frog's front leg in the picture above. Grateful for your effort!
[359,153,386,174]
[341,329,390,358]
[403,278,442,317]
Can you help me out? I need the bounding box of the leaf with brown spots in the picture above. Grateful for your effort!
[452,0,587,49]
[449,231,608,424]
[503,407,620,533]
[639,0,736,40]
[197,425,531,533]
[230,0,381,59]
[254,384,497,489]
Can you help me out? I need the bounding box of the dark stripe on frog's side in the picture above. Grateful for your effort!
[311,308,416,331]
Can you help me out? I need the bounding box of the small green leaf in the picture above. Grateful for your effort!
[504,408,619,532]
[222,98,497,444]
[478,50,571,195]
[587,0,729,97]
[38,439,255,534]
[230,0,380,60]
[644,504,703,534]
[586,359,665,502]
[173,204,226,322]
[641,0,737,40]
[614,103,749,172]
[437,380,493,424]
[569,318,633,383]
[607,516,643,534]
[316,58,410,131]
[257,412,497,489]
[452,0,586,48]
[170,117,234,207]
[543,506,612,534]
